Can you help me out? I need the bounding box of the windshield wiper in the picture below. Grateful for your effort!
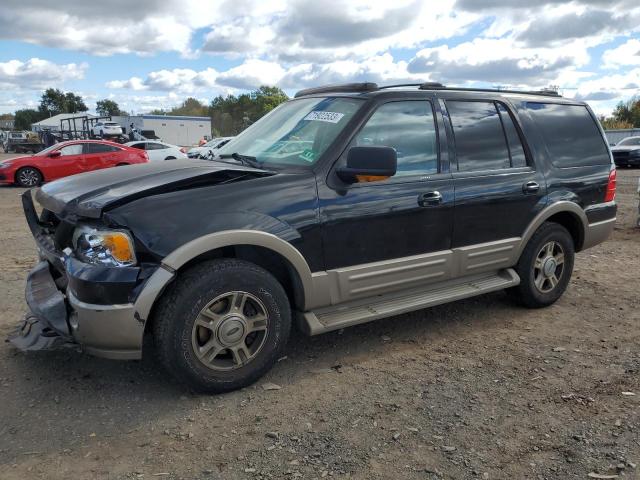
[217,152,261,169]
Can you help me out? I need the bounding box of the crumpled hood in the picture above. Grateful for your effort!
[36,160,273,219]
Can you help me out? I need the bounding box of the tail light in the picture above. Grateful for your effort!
[180,147,187,154]
[604,167,616,202]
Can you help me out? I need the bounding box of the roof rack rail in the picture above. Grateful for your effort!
[427,86,562,97]
[293,82,562,99]
[294,82,378,98]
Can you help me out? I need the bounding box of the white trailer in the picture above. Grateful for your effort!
[112,115,211,147]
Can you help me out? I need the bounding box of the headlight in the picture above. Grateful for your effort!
[73,228,137,267]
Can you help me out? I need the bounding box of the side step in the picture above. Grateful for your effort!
[300,268,520,335]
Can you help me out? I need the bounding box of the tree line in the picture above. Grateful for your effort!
[8,86,289,135]
[148,86,289,136]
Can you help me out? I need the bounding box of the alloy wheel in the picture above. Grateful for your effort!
[533,241,565,293]
[17,168,40,187]
[191,291,269,371]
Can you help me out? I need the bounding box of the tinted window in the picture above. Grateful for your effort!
[352,100,438,176]
[447,101,510,172]
[87,143,119,153]
[525,103,610,167]
[59,144,83,156]
[146,143,168,150]
[497,103,527,168]
[130,143,145,150]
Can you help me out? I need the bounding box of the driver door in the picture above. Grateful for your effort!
[46,143,85,180]
[317,99,454,303]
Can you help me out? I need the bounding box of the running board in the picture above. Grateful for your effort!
[300,268,520,335]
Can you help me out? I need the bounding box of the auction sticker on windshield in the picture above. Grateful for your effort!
[304,111,344,123]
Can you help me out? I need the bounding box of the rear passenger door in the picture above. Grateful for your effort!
[84,143,121,170]
[441,98,546,268]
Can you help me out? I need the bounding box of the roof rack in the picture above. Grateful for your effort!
[378,82,445,90]
[293,82,562,98]
[294,82,378,98]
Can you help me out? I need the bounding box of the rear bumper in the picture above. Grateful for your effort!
[582,217,616,250]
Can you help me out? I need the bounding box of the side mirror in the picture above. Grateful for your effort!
[49,151,61,158]
[336,146,397,183]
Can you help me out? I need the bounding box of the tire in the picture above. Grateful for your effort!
[510,222,575,308]
[153,258,292,393]
[15,167,43,187]
[164,156,176,160]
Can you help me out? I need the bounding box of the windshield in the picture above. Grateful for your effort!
[618,137,640,146]
[216,97,364,166]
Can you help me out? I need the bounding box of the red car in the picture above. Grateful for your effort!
[0,140,149,187]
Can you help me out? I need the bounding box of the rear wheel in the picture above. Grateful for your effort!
[15,167,43,187]
[164,156,176,160]
[153,259,291,393]
[510,222,575,308]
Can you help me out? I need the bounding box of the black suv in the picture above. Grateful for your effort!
[11,82,617,393]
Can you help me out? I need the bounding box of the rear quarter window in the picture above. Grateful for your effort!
[525,103,610,168]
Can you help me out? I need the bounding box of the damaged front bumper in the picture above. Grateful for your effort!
[8,259,145,360]
[8,191,175,360]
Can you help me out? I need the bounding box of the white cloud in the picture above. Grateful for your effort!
[0,58,87,89]
[603,39,640,68]
[107,68,219,93]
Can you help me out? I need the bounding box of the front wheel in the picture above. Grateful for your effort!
[153,259,291,393]
[15,167,43,187]
[510,222,575,308]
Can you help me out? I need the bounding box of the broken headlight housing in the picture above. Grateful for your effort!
[73,227,137,267]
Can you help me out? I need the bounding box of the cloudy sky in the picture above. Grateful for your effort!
[0,0,638,116]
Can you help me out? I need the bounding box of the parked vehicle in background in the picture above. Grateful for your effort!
[129,128,161,142]
[611,136,640,167]
[187,137,234,158]
[125,141,187,162]
[9,82,616,393]
[3,131,45,154]
[92,121,123,138]
[0,140,148,187]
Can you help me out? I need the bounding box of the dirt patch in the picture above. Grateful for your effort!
[0,166,638,480]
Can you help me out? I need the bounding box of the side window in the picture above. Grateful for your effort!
[351,100,438,176]
[496,103,527,168]
[146,143,165,150]
[59,144,83,156]
[130,143,145,150]
[87,143,119,153]
[525,103,610,167]
[447,100,510,172]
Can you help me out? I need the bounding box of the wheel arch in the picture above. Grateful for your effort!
[518,201,587,257]
[135,230,314,337]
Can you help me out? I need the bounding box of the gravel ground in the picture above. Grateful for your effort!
[0,156,638,480]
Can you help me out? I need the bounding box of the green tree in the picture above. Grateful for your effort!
[64,91,88,113]
[96,99,123,117]
[171,97,209,117]
[611,96,640,127]
[208,86,289,136]
[38,88,88,116]
[14,109,45,130]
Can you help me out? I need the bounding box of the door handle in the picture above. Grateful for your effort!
[522,181,540,194]
[418,191,443,206]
